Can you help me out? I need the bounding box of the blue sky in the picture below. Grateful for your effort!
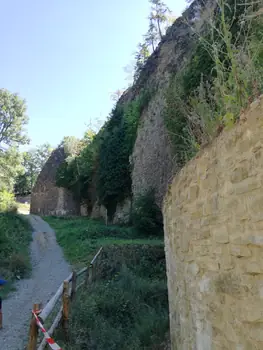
[1,0,187,150]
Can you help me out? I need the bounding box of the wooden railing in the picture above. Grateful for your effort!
[27,247,103,350]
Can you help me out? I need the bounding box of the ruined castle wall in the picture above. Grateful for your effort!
[30,148,80,216]
[164,97,263,349]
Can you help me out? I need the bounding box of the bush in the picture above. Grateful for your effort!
[131,189,163,236]
[165,0,263,163]
[0,190,17,213]
[60,265,168,350]
[0,213,31,288]
[9,253,30,278]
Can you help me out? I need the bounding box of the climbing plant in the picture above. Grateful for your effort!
[97,90,152,218]
[56,90,152,218]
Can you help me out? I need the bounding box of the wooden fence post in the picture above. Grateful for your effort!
[89,263,94,284]
[85,264,93,287]
[62,281,69,341]
[71,271,77,301]
[27,303,41,350]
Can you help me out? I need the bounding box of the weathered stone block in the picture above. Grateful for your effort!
[193,244,210,256]
[234,177,261,195]
[188,184,200,201]
[193,229,211,240]
[246,262,263,275]
[212,226,229,243]
[247,235,263,246]
[230,245,251,257]
[230,167,249,183]
[242,304,263,323]
[164,95,263,349]
[196,257,219,271]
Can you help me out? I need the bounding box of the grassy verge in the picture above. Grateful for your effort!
[44,216,169,350]
[16,202,30,212]
[44,216,163,268]
[0,213,32,297]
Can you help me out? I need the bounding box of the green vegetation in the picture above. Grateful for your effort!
[165,0,263,165]
[62,265,168,350]
[0,191,17,213]
[54,0,175,221]
[0,86,33,297]
[134,0,172,81]
[45,216,168,350]
[131,189,163,236]
[44,216,163,267]
[56,90,152,219]
[0,88,29,209]
[14,143,53,196]
[0,213,31,297]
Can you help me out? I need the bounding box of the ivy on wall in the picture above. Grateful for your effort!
[56,90,152,218]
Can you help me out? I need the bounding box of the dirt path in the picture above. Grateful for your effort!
[1,214,71,350]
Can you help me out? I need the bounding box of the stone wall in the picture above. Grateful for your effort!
[112,198,131,224]
[90,200,107,222]
[163,96,263,350]
[131,0,214,206]
[30,148,80,216]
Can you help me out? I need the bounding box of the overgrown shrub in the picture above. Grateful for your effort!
[0,213,31,288]
[131,189,163,236]
[56,90,152,219]
[165,0,263,164]
[0,190,17,213]
[59,265,168,350]
[46,216,167,349]
[97,90,152,218]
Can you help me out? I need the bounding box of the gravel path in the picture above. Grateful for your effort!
[1,214,71,350]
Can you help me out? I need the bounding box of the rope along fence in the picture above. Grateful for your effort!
[27,247,103,350]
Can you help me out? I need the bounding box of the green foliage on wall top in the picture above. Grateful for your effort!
[165,0,263,167]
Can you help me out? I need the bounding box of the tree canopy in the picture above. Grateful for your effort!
[0,89,29,193]
[14,143,53,195]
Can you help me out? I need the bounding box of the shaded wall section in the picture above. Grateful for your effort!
[30,147,80,216]
[163,96,263,350]
[131,0,214,206]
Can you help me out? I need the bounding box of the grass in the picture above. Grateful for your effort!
[16,202,30,212]
[44,216,169,350]
[0,213,32,298]
[44,216,163,268]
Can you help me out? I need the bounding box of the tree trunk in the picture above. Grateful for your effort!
[157,19,162,40]
[151,40,155,52]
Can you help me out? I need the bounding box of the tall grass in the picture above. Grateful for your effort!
[0,213,32,296]
[64,267,169,350]
[44,216,164,267]
[43,216,168,350]
[165,0,263,163]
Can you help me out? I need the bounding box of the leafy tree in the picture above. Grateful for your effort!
[149,0,171,40]
[56,130,96,202]
[0,89,29,150]
[62,136,82,157]
[14,143,53,195]
[134,43,150,81]
[131,189,163,236]
[110,89,125,102]
[0,89,29,194]
[144,18,159,52]
[0,147,23,192]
